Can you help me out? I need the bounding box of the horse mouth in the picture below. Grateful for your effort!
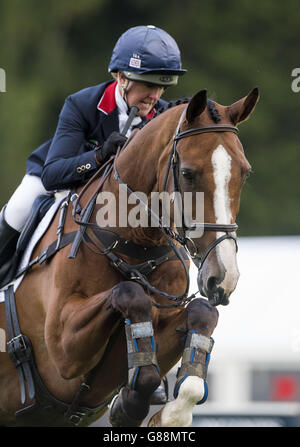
[208,289,230,307]
[199,268,239,305]
[198,275,230,306]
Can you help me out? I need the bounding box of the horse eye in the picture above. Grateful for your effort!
[242,168,252,183]
[181,169,195,182]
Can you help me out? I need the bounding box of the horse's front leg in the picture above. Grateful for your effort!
[46,287,122,380]
[148,298,218,427]
[108,282,161,427]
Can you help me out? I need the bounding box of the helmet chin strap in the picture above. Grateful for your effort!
[117,72,129,102]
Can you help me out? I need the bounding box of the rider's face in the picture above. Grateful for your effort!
[118,73,164,117]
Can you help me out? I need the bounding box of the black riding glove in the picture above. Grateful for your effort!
[94,131,127,165]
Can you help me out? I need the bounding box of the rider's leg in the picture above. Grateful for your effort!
[5,174,47,231]
[0,174,47,270]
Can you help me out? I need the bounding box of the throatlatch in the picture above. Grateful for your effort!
[174,330,214,404]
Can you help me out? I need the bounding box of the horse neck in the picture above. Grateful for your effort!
[114,107,183,193]
[104,107,184,245]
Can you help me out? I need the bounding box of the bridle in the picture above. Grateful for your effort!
[162,108,239,269]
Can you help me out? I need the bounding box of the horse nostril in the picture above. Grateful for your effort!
[207,276,217,292]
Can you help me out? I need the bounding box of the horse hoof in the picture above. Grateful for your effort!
[147,408,163,427]
[109,388,143,427]
[150,384,167,405]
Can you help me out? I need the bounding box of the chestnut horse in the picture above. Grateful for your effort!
[0,87,258,427]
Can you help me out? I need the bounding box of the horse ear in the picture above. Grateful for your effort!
[186,89,207,123]
[229,87,259,125]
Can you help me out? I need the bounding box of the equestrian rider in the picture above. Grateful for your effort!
[0,25,186,283]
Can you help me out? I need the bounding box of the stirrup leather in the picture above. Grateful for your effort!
[174,330,214,404]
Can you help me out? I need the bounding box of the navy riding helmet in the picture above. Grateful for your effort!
[108,25,187,86]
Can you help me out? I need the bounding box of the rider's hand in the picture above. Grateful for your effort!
[94,131,127,165]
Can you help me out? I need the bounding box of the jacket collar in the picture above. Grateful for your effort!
[97,80,156,119]
[97,81,117,115]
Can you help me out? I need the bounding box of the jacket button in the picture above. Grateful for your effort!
[77,165,86,173]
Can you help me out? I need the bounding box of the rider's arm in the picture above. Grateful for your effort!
[41,96,99,191]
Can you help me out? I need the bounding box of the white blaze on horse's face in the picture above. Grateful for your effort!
[211,144,232,229]
[206,144,240,304]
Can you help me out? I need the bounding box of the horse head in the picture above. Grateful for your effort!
[166,87,259,306]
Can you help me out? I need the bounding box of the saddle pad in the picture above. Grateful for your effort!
[0,192,69,303]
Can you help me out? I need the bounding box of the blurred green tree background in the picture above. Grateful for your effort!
[0,0,299,235]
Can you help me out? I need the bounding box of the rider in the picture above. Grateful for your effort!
[0,25,186,283]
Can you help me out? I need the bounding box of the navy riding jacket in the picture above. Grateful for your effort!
[26,80,168,191]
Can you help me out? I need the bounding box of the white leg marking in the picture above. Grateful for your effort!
[211,145,239,291]
[159,377,204,427]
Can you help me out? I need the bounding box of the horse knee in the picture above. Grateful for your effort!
[110,281,152,320]
[186,298,219,336]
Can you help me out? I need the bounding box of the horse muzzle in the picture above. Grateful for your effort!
[197,267,238,307]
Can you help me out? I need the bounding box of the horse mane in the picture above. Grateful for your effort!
[207,99,222,123]
[156,97,191,115]
[140,96,222,129]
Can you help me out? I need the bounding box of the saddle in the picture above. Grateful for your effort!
[17,194,55,253]
[0,194,55,289]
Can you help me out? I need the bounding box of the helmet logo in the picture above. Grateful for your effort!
[159,76,172,83]
[129,54,141,69]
